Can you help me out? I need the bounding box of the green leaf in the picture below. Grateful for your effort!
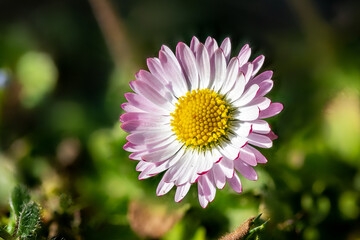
[245,219,269,240]
[9,185,31,221]
[0,227,14,240]
[16,201,41,239]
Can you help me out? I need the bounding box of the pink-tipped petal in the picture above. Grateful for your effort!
[227,173,243,193]
[234,160,258,181]
[175,183,191,202]
[233,84,260,107]
[237,105,260,121]
[190,36,200,54]
[221,57,239,93]
[247,133,273,148]
[257,80,273,97]
[196,44,211,89]
[238,147,257,166]
[249,120,271,134]
[205,37,219,58]
[219,157,235,178]
[126,130,172,145]
[249,70,273,86]
[259,102,283,119]
[142,141,183,162]
[157,178,175,196]
[240,62,253,84]
[121,120,165,133]
[246,145,268,164]
[227,72,246,103]
[176,42,199,90]
[159,49,188,97]
[220,37,231,63]
[212,164,226,189]
[124,93,168,114]
[252,55,265,77]
[198,182,209,208]
[211,48,227,92]
[238,45,251,66]
[120,112,169,124]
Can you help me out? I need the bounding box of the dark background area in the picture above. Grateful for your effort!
[0,0,360,239]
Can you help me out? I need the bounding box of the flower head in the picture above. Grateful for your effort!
[121,36,283,208]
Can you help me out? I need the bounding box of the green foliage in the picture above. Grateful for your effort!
[1,185,42,240]
[245,214,268,240]
[16,201,40,239]
[16,51,57,108]
[9,185,30,221]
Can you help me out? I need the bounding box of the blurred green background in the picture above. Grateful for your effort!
[0,0,360,239]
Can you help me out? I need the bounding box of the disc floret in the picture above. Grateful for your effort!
[170,89,231,148]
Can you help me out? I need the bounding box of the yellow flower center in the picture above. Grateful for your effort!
[170,89,231,148]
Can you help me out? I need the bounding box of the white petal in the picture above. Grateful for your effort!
[237,105,260,121]
[128,79,175,111]
[246,145,268,164]
[252,55,265,77]
[249,70,273,86]
[147,147,186,175]
[234,160,258,181]
[218,157,235,178]
[205,37,219,58]
[156,178,174,196]
[159,49,188,97]
[196,44,211,89]
[227,72,246,103]
[249,120,271,134]
[129,150,147,160]
[227,173,243,193]
[124,93,168,115]
[175,182,191,202]
[257,80,273,97]
[196,151,214,176]
[142,141,183,162]
[234,122,252,137]
[120,112,170,124]
[220,37,231,63]
[238,146,257,166]
[138,164,156,180]
[121,103,145,113]
[147,58,168,84]
[198,182,209,208]
[212,164,226,189]
[136,161,153,172]
[190,36,200,55]
[246,97,271,111]
[221,57,239,94]
[238,45,251,66]
[163,151,192,183]
[233,84,260,107]
[199,173,216,202]
[126,130,173,145]
[176,153,199,185]
[176,42,199,90]
[217,142,240,160]
[136,70,176,103]
[121,120,167,133]
[211,48,226,92]
[240,62,253,84]
[247,133,273,148]
[259,103,283,119]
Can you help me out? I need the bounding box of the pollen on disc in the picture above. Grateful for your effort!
[170,89,230,148]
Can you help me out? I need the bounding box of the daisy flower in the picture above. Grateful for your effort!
[120,36,283,208]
